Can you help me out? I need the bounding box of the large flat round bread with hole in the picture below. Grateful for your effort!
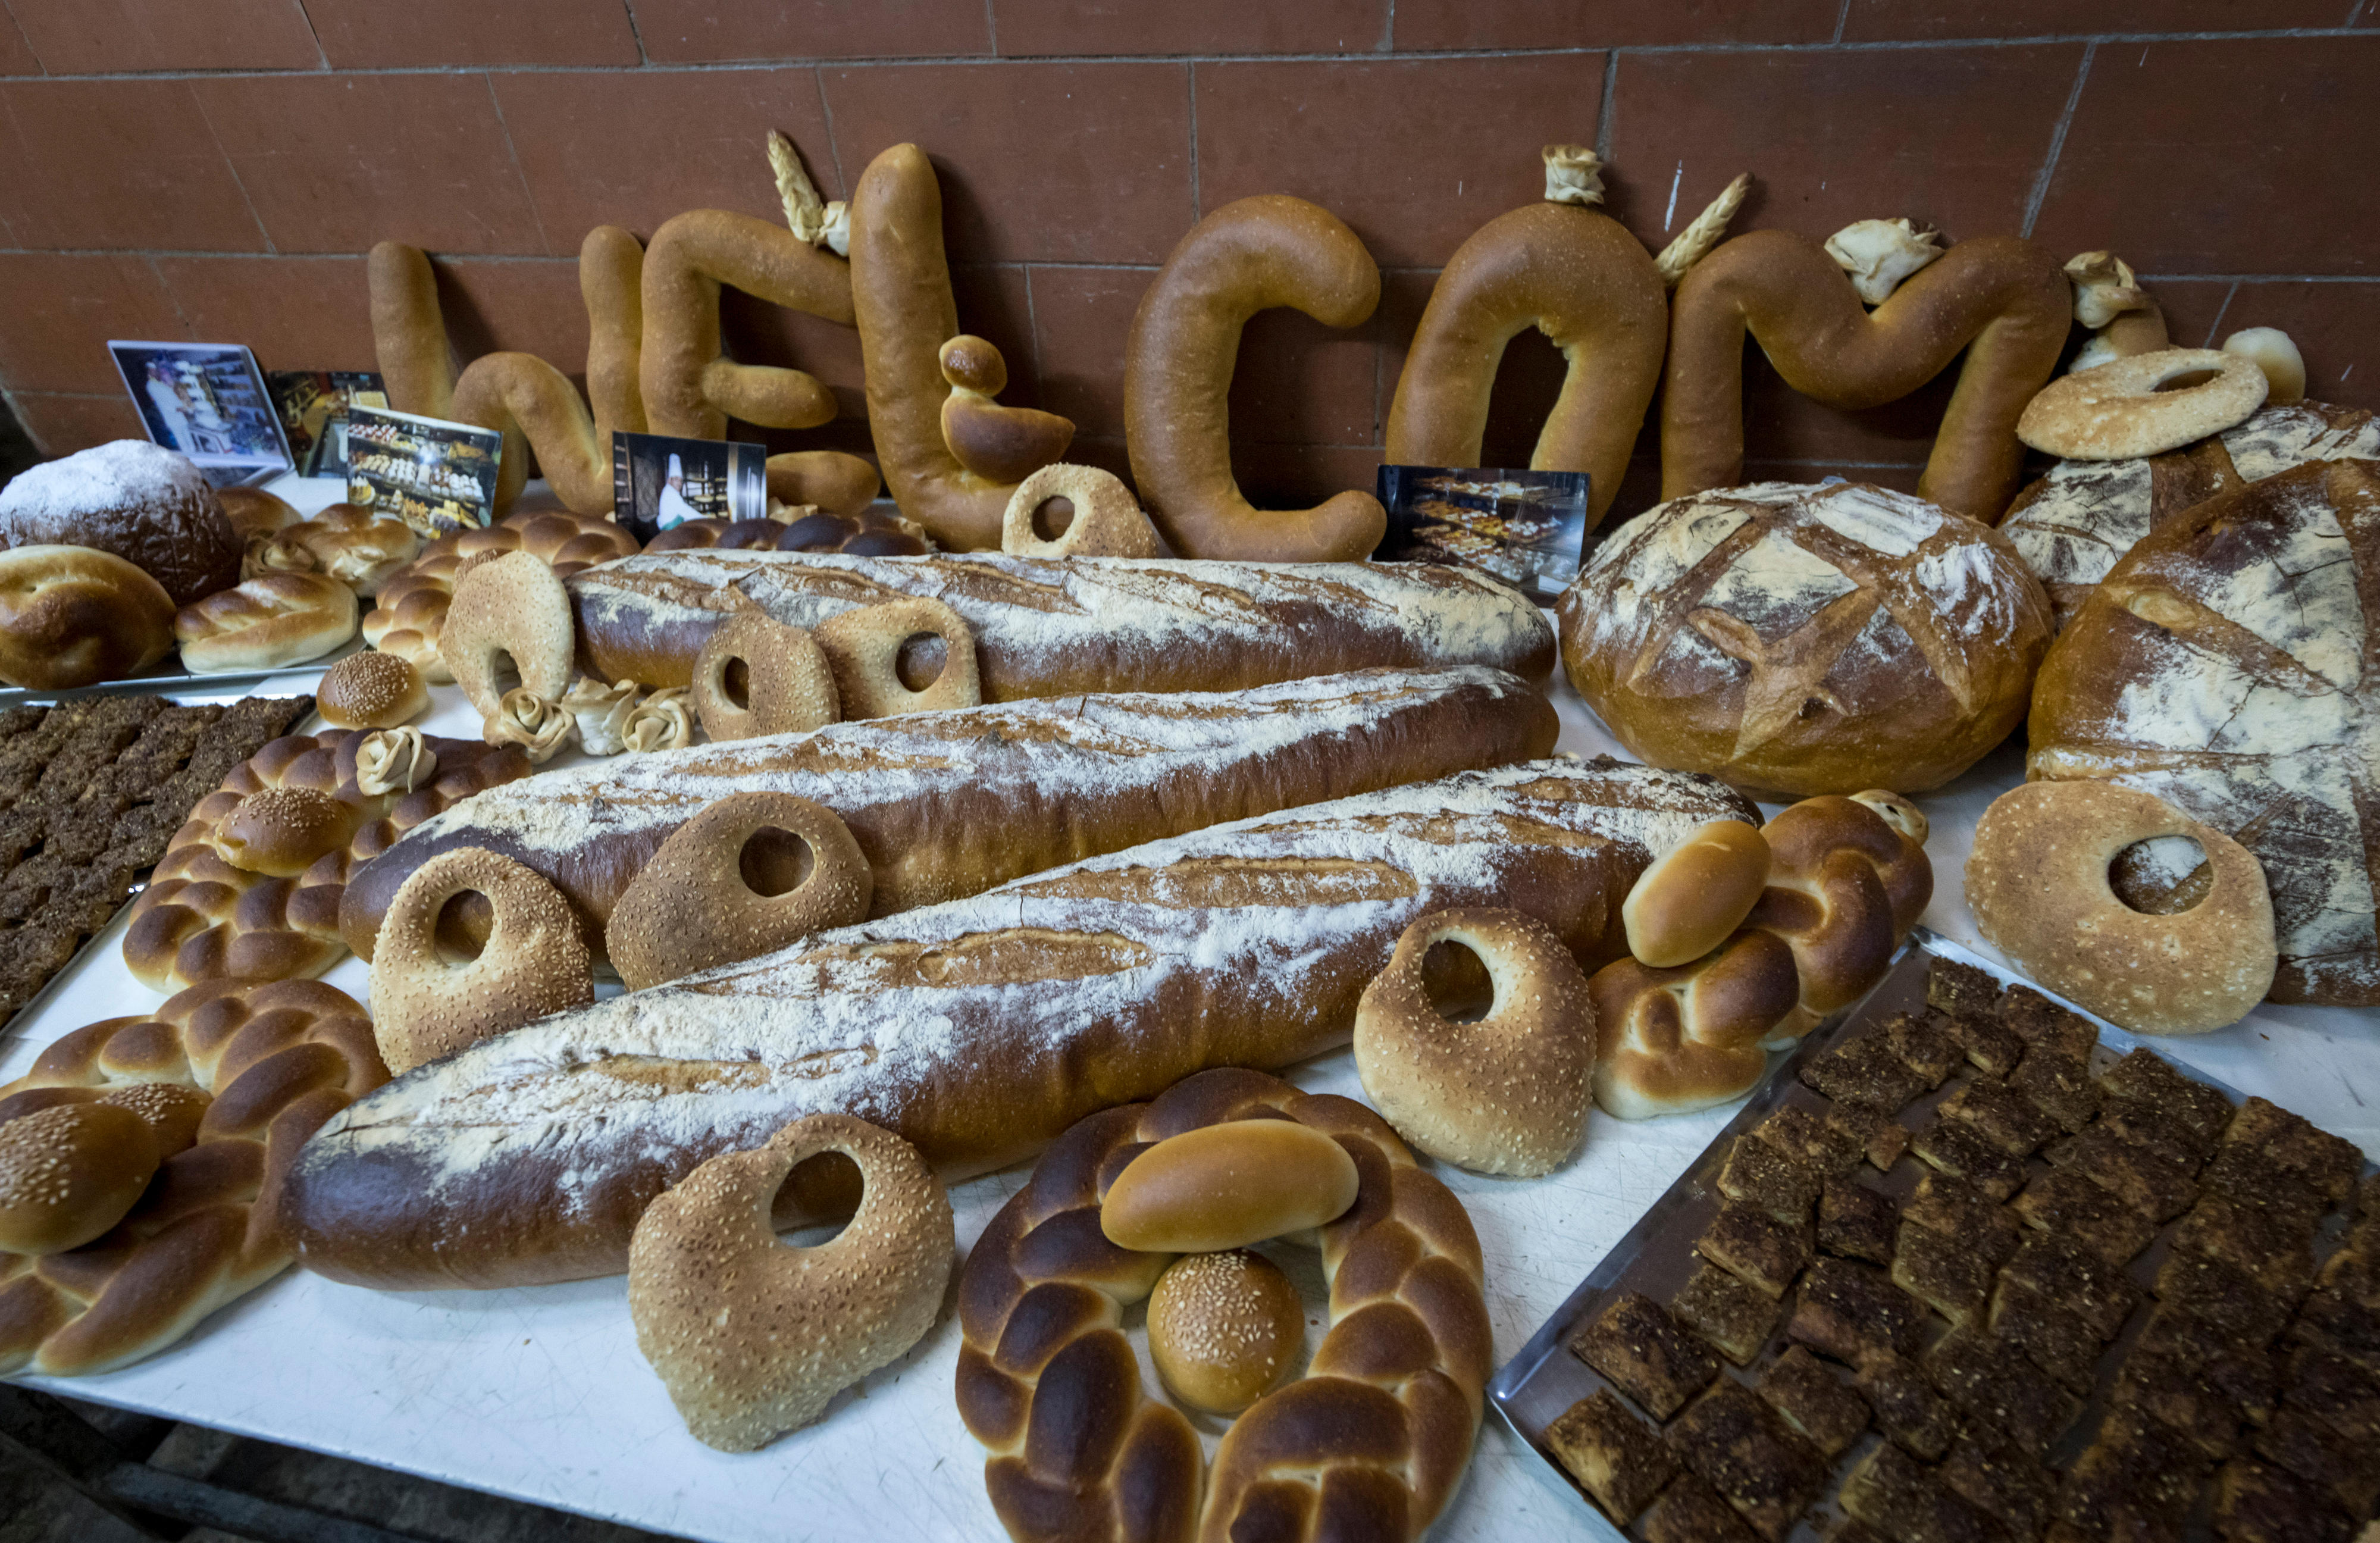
[2028,456,2380,1006]
[2000,401,2380,630]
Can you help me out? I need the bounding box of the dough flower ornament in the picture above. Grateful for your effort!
[623,687,695,752]
[485,688,574,764]
[1542,142,1606,205]
[1825,218,1943,306]
[353,727,437,797]
[561,676,641,756]
[2063,250,2169,373]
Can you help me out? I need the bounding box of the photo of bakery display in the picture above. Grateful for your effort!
[0,15,2371,1543]
[106,341,291,486]
[343,403,503,537]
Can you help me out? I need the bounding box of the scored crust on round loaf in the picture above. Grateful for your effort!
[0,440,241,605]
[174,571,358,673]
[2000,400,2380,630]
[2028,457,2380,1007]
[1557,481,2052,797]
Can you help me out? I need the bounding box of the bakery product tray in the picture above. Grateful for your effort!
[1488,928,2378,1542]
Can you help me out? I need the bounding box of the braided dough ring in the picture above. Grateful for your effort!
[1383,157,1668,531]
[1354,905,1594,1177]
[174,571,357,673]
[2018,347,2269,461]
[956,1067,1490,1543]
[248,503,421,596]
[812,596,980,719]
[124,730,532,994]
[436,550,577,722]
[1662,230,2070,522]
[0,979,386,1376]
[690,611,839,741]
[1967,780,2275,1034]
[1000,463,1161,559]
[368,847,594,1073]
[630,1112,953,1451]
[1125,195,1386,563]
[362,509,640,683]
[606,792,872,991]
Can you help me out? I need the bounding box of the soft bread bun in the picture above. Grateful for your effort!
[0,440,240,603]
[1100,1120,1359,1253]
[217,486,303,543]
[1623,819,1770,968]
[249,503,421,597]
[213,785,362,878]
[175,571,358,672]
[368,847,594,1073]
[0,1103,159,1255]
[1967,780,2275,1034]
[1590,931,1800,1119]
[1146,1249,1303,1415]
[317,650,428,729]
[0,544,177,688]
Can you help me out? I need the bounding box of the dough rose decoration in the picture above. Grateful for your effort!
[1591,790,1930,1118]
[1662,226,2069,521]
[632,1112,952,1451]
[2063,250,2168,372]
[484,688,574,765]
[1966,781,2275,1034]
[353,727,437,797]
[0,979,386,1376]
[623,687,695,752]
[560,676,642,756]
[368,847,593,1073]
[1125,193,1386,562]
[1384,146,1668,533]
[998,463,1162,559]
[1354,906,1595,1176]
[956,1068,1490,1543]
[1824,218,1942,306]
[850,143,1071,549]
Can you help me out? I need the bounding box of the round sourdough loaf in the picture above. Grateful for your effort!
[2000,400,2380,631]
[2029,456,2380,1007]
[1557,481,2051,797]
[0,440,240,604]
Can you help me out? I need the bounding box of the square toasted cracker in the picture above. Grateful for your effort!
[1756,1345,1869,1459]
[1695,1203,1814,1300]
[1673,1262,1783,1367]
[1664,1381,1829,1542]
[1753,1103,1864,1178]
[2012,1166,2159,1265]
[1788,1259,1927,1367]
[1939,1076,2063,1157]
[1718,1134,1821,1223]
[2097,1048,2233,1156]
[1882,1008,1964,1087]
[1990,1275,2103,1394]
[1817,1179,1900,1266]
[1640,1474,1762,1543]
[1910,1116,2027,1200]
[2171,1193,2319,1300]
[1799,1030,1930,1114]
[1571,1291,1720,1420]
[1545,1388,1680,1525]
[2005,1232,2140,1341]
[1924,1325,2083,1457]
[2046,1125,2200,1222]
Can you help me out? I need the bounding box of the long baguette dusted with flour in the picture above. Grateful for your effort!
[287,758,1754,1289]
[566,550,1555,691]
[338,665,1558,959]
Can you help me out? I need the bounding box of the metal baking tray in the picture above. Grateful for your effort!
[1488,928,2378,1542]
[0,638,346,709]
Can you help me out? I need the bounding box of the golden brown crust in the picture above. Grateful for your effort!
[317,650,428,730]
[812,595,980,720]
[214,787,362,878]
[1354,905,1595,1176]
[848,145,1023,550]
[765,453,881,519]
[0,1104,158,1256]
[959,1069,1489,1542]
[1146,1250,1302,1416]
[1125,194,1387,562]
[689,611,838,741]
[2018,347,2268,461]
[1967,781,2275,1034]
[938,335,1074,485]
[641,208,850,440]
[364,508,640,685]
[1385,199,1668,531]
[606,792,872,991]
[246,503,421,597]
[367,241,453,420]
[0,544,177,689]
[437,551,576,722]
[217,486,304,544]
[1624,819,1771,968]
[368,847,593,1074]
[1661,230,2069,522]
[998,464,1162,559]
[1100,1121,1358,1253]
[629,1113,953,1451]
[174,572,357,673]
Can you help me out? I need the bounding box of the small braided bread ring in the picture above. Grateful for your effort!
[0,979,386,1376]
[606,792,872,991]
[690,611,840,741]
[813,596,981,719]
[368,847,594,1074]
[956,1067,1490,1543]
[1354,905,1593,1177]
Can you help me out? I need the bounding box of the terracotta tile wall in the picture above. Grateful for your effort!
[1,2,2372,521]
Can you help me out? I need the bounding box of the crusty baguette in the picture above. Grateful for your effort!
[566,551,1555,692]
[338,665,1559,961]
[285,758,1756,1289]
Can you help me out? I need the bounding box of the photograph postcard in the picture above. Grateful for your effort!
[1373,465,1592,606]
[109,340,292,487]
[345,404,503,538]
[610,431,769,543]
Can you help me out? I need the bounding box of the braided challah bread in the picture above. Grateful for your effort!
[1558,482,2052,797]
[1592,790,1931,1118]
[0,979,386,1376]
[244,502,420,597]
[124,728,532,993]
[361,508,640,682]
[956,1068,1490,1543]
[175,571,358,673]
[646,508,934,557]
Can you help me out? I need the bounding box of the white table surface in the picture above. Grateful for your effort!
[4,476,2374,1542]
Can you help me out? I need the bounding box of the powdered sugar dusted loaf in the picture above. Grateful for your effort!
[2001,401,2380,630]
[1557,481,2052,798]
[337,663,1559,958]
[0,439,240,604]
[284,757,1755,1288]
[2030,457,2380,1007]
[566,552,1554,695]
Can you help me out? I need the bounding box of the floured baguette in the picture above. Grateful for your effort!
[338,665,1558,960]
[566,550,1555,692]
[286,758,1755,1288]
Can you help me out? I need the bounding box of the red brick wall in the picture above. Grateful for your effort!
[1,1,2373,521]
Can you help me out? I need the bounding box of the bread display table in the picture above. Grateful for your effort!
[1,477,2370,1543]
